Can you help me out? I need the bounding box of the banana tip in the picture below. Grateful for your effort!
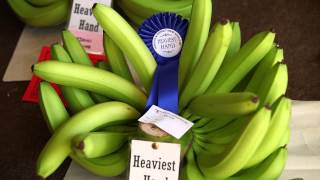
[92,3,98,9]
[76,141,85,150]
[38,176,45,180]
[220,18,229,25]
[270,28,276,33]
[251,96,259,103]
[265,104,272,110]
[31,65,34,72]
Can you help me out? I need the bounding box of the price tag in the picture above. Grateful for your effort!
[138,105,193,139]
[67,0,112,54]
[129,140,181,180]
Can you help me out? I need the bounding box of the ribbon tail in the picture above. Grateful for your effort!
[144,68,159,113]
[157,60,179,114]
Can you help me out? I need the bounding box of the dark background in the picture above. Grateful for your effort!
[0,0,319,179]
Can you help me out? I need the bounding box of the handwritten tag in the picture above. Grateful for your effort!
[129,140,180,180]
[67,0,112,54]
[139,105,193,139]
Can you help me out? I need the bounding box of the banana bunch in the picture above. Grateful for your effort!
[7,0,70,27]
[32,2,292,179]
[116,0,193,26]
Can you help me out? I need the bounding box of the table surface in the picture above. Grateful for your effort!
[0,0,320,179]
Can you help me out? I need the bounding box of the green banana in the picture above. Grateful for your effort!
[101,125,137,133]
[72,145,129,177]
[193,138,227,155]
[193,117,236,134]
[198,106,271,179]
[72,131,128,158]
[223,22,241,63]
[50,44,95,113]
[103,32,133,82]
[188,92,259,118]
[225,148,288,180]
[7,0,69,27]
[117,0,192,20]
[205,31,275,94]
[27,0,59,6]
[38,82,130,177]
[118,4,146,26]
[181,149,205,180]
[245,44,283,92]
[194,117,246,145]
[178,0,212,91]
[90,61,112,103]
[255,63,288,107]
[244,96,291,168]
[36,102,140,178]
[32,61,147,111]
[62,30,93,66]
[38,81,68,132]
[279,128,291,147]
[93,4,157,91]
[179,20,233,110]
[95,61,111,71]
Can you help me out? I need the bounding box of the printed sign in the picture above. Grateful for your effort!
[67,0,112,54]
[129,140,181,180]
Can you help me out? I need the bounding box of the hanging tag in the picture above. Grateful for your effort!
[129,140,181,180]
[67,0,112,54]
[139,105,193,139]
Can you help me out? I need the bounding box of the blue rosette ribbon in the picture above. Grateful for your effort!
[139,12,189,113]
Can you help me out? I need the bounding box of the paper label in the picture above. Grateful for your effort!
[129,140,181,180]
[67,0,112,54]
[139,105,193,139]
[152,28,183,58]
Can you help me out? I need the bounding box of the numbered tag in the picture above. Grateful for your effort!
[129,140,181,180]
[67,0,112,54]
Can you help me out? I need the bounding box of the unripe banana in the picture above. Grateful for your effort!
[32,61,146,110]
[118,4,145,26]
[62,30,93,66]
[205,31,275,94]
[245,44,284,92]
[181,149,205,180]
[223,22,241,63]
[103,32,133,82]
[179,20,233,110]
[198,106,271,178]
[72,145,129,177]
[36,102,140,178]
[193,116,236,134]
[93,4,157,91]
[27,0,59,6]
[193,138,227,155]
[95,61,111,71]
[256,63,288,107]
[226,147,288,180]
[188,92,259,118]
[38,83,131,177]
[72,132,128,158]
[89,61,112,103]
[38,81,68,132]
[178,0,212,91]
[244,96,291,168]
[194,117,246,145]
[50,44,95,113]
[117,0,192,20]
[7,0,70,27]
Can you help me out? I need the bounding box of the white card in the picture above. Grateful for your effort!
[129,140,181,180]
[67,0,112,54]
[138,105,193,139]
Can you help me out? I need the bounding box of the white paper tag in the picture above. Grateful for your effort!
[152,28,183,58]
[67,0,112,54]
[139,105,193,139]
[129,140,181,180]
